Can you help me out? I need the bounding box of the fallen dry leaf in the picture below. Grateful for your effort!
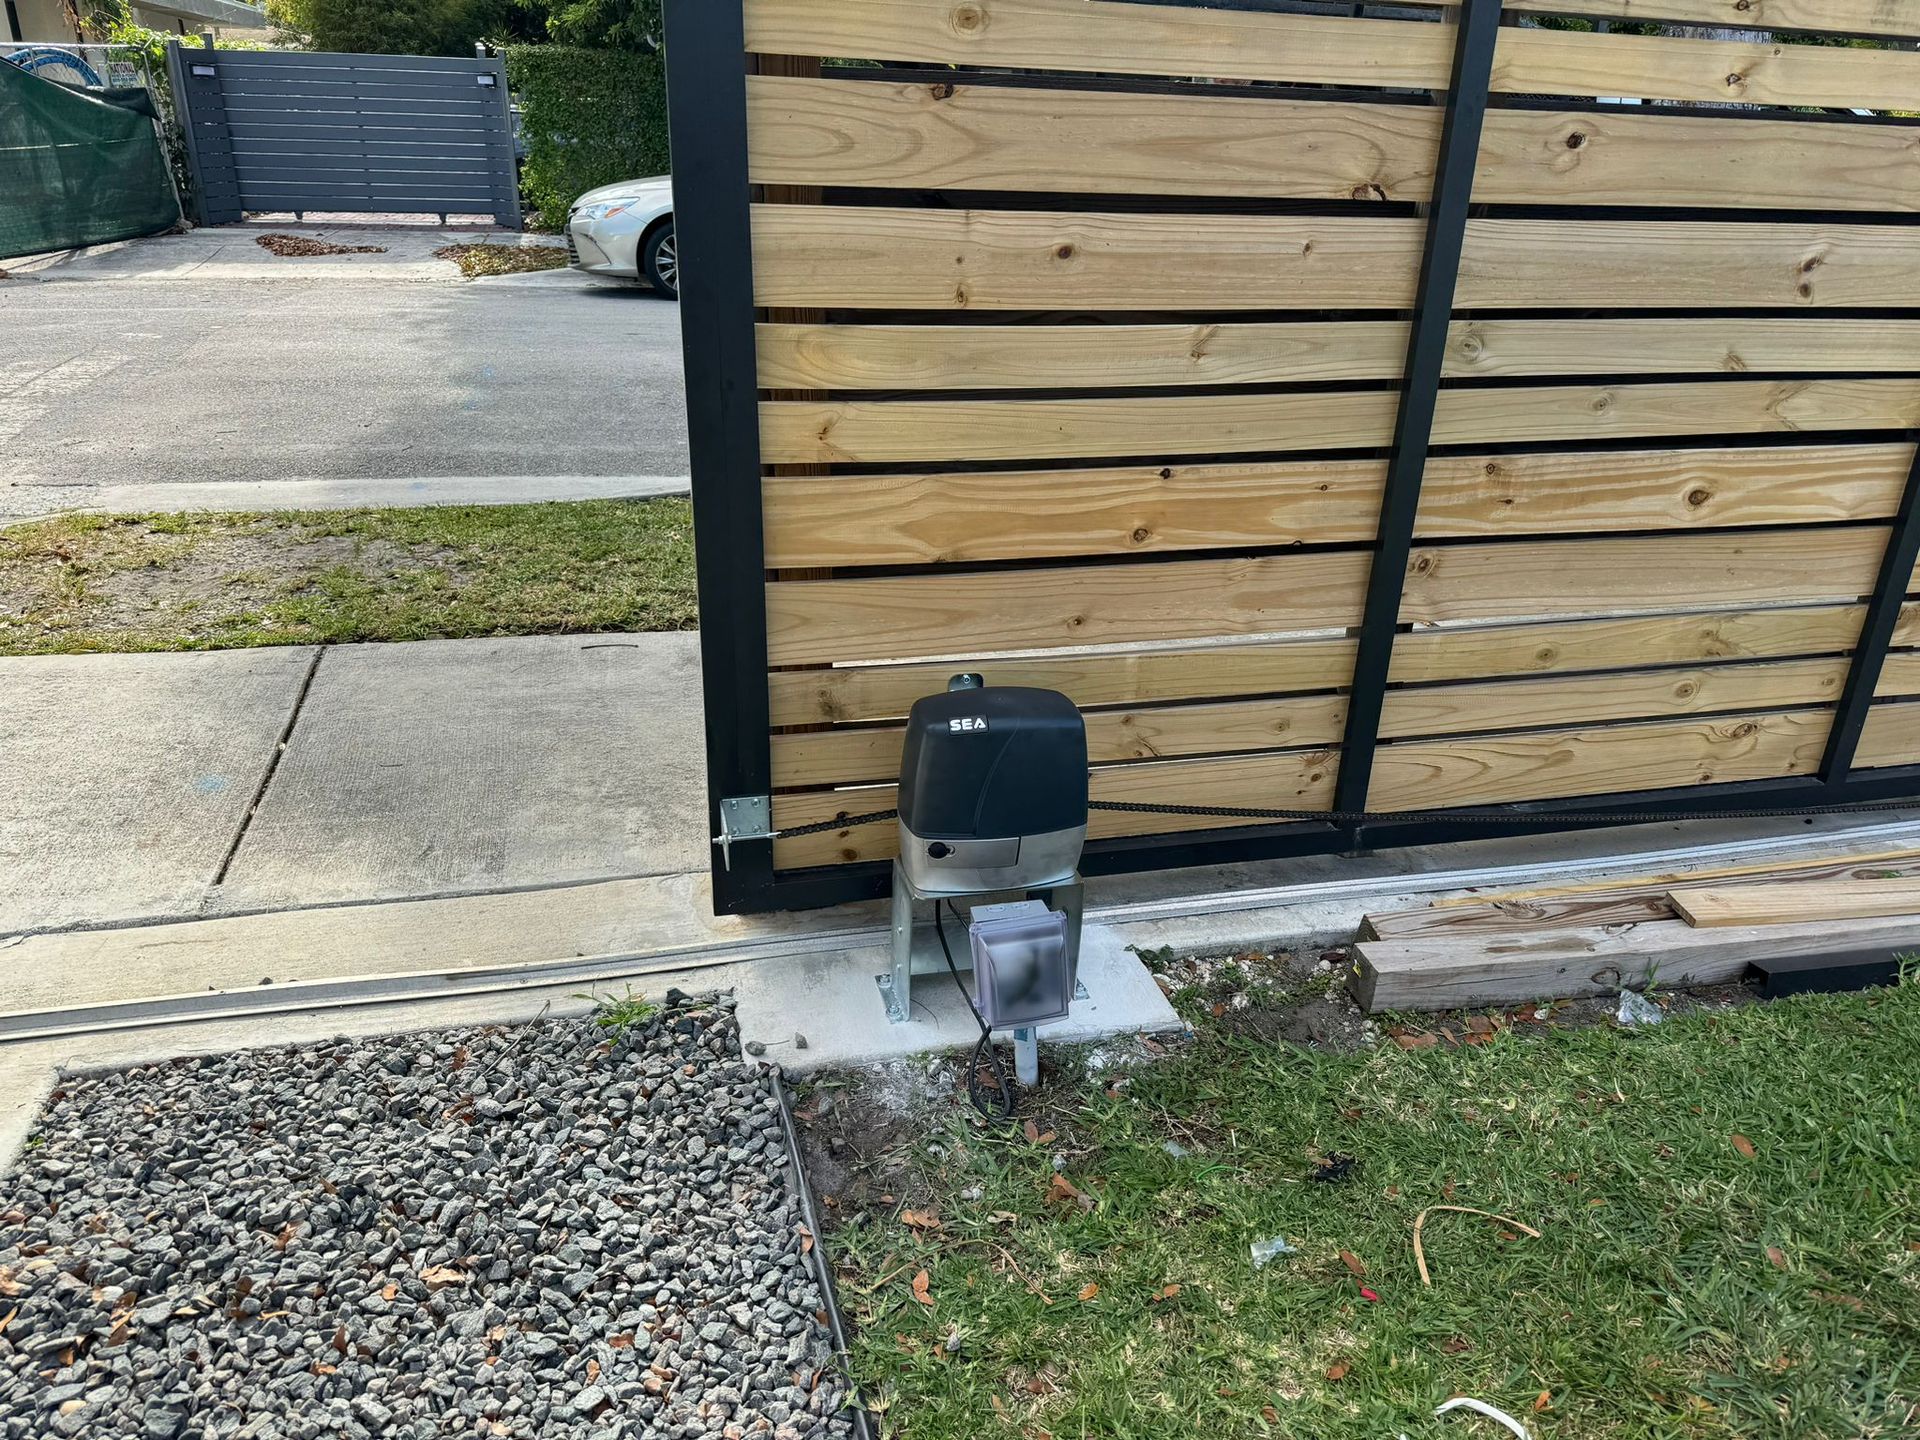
[911,1270,933,1307]
[586,1359,600,1382]
[1731,1134,1758,1159]
[1262,1404,1279,1422]
[1766,1246,1788,1270]
[900,1210,942,1232]
[797,1224,815,1255]
[1339,1249,1366,1277]
[1392,1030,1438,1051]
[1324,1361,1350,1381]
[1534,1390,1553,1413]
[609,1334,634,1349]
[1150,1282,1182,1303]
[989,1394,1007,1417]
[419,1266,468,1289]
[381,1284,397,1301]
[1077,1282,1099,1302]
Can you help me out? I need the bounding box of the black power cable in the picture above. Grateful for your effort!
[932,898,1018,1124]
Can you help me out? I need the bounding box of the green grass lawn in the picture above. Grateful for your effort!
[823,979,1920,1439]
[0,500,697,656]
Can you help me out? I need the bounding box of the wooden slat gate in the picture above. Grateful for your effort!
[166,40,520,228]
[667,0,1920,915]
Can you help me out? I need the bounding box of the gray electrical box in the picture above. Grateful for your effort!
[968,900,1073,1030]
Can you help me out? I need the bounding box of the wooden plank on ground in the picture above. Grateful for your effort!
[759,380,1920,465]
[1493,23,1920,110]
[766,635,1358,726]
[752,207,1920,310]
[1670,879,1920,928]
[1361,850,1920,941]
[757,319,1920,391]
[1368,708,1831,811]
[746,75,1441,199]
[744,0,1453,91]
[770,747,1338,869]
[1349,912,1920,1013]
[761,460,1383,566]
[762,447,1904,567]
[1378,658,1847,741]
[1397,528,1886,627]
[764,549,1370,665]
[1855,700,1920,770]
[770,693,1347,788]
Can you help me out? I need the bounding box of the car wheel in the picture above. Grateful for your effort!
[642,222,678,299]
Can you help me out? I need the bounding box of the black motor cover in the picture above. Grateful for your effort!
[898,687,1088,840]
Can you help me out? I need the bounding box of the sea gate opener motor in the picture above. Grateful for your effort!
[884,678,1088,1104]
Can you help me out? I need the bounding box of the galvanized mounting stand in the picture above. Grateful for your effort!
[878,861,1086,1024]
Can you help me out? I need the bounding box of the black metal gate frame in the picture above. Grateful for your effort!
[664,0,1920,916]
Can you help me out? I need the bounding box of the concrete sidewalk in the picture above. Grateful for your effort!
[1,631,709,936]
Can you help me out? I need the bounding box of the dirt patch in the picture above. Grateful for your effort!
[254,234,387,257]
[435,243,570,279]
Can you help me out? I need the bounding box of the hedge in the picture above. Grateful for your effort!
[505,45,669,232]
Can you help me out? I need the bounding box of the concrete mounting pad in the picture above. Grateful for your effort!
[214,632,709,912]
[0,648,314,934]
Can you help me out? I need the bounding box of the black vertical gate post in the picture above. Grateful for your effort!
[166,38,240,225]
[1330,0,1504,846]
[662,0,777,913]
[1820,442,1920,784]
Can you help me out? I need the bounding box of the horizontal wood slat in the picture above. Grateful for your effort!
[771,693,1348,787]
[744,0,1453,91]
[1855,701,1920,769]
[760,445,1909,567]
[757,319,1920,391]
[1397,528,1887,627]
[752,207,1920,311]
[747,76,1920,214]
[770,747,1339,869]
[758,380,1920,465]
[764,550,1371,664]
[1514,0,1920,41]
[1370,708,1831,811]
[1879,651,1920,698]
[766,604,1867,726]
[1379,658,1847,741]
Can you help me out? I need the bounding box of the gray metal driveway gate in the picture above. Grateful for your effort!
[166,41,520,228]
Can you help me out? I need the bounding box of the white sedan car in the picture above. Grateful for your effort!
[565,176,676,297]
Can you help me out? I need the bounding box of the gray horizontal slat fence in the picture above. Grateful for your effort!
[168,41,520,227]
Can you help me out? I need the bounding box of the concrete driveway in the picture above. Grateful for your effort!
[0,225,689,519]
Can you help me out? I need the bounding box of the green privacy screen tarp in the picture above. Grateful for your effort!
[0,59,179,259]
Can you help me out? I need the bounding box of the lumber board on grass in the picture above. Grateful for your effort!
[770,747,1338,870]
[1349,913,1920,1013]
[1377,658,1847,741]
[747,76,1920,214]
[757,380,1920,465]
[763,550,1370,665]
[752,207,1920,310]
[1670,879,1920,928]
[1368,709,1831,812]
[1855,700,1920,770]
[1359,849,1920,941]
[766,636,1358,727]
[1396,528,1887,627]
[770,693,1347,788]
[758,319,1920,391]
[744,0,1453,91]
[761,447,1905,567]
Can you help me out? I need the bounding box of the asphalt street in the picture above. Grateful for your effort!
[0,274,689,497]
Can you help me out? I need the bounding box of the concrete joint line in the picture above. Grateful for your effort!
[211,647,325,889]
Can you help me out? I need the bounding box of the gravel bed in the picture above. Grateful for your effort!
[0,994,854,1440]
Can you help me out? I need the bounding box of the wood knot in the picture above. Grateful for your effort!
[1483,460,1503,478]
[950,3,985,32]
[1725,72,1746,90]
[1564,131,1587,150]
[1066,614,1085,628]
[1130,527,1152,544]
[928,82,954,100]
[1534,646,1558,664]
[1673,681,1698,700]
[1159,467,1173,480]
[1686,488,1713,507]
[1409,553,1436,576]
[1054,243,1075,260]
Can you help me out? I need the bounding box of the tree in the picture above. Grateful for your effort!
[265,0,499,56]
[505,0,661,52]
